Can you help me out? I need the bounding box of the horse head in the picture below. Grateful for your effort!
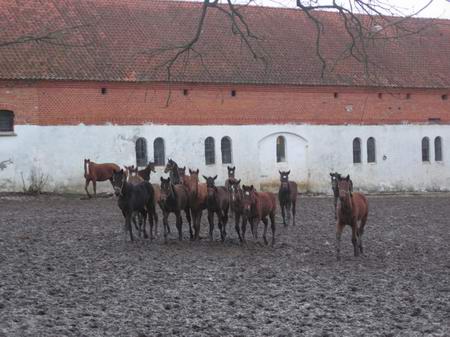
[112,169,127,196]
[203,175,218,202]
[279,170,291,191]
[178,166,186,177]
[227,166,236,179]
[242,184,256,215]
[160,177,175,204]
[228,179,241,203]
[164,159,177,173]
[330,172,341,191]
[337,175,352,205]
[147,162,156,173]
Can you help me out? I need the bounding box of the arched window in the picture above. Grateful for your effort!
[135,137,148,167]
[205,137,215,165]
[353,138,361,163]
[154,138,165,166]
[434,137,442,162]
[367,137,376,163]
[276,136,286,162]
[221,137,232,164]
[0,110,14,132]
[422,137,430,162]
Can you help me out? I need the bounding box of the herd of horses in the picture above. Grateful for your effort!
[83,159,369,261]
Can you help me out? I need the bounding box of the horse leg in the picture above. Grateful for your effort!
[217,210,225,242]
[142,211,148,239]
[262,217,269,245]
[84,179,91,199]
[281,202,287,227]
[351,222,359,257]
[241,216,248,245]
[132,213,141,238]
[250,218,258,240]
[175,211,183,241]
[163,212,169,244]
[185,208,193,240]
[270,211,276,247]
[194,210,202,241]
[334,197,338,220]
[286,201,291,225]
[235,212,243,243]
[92,180,97,198]
[126,214,134,242]
[336,222,344,261]
[292,200,296,226]
[358,215,368,255]
[208,210,214,241]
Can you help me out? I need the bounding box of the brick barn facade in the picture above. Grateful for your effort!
[0,0,449,193]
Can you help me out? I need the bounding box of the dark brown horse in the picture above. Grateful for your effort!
[137,162,156,181]
[183,169,207,241]
[203,175,229,242]
[278,170,298,226]
[330,172,341,219]
[159,177,192,242]
[126,167,159,239]
[178,166,186,183]
[224,166,236,190]
[228,179,244,242]
[164,159,182,185]
[111,169,156,242]
[335,175,368,261]
[241,185,276,246]
[84,159,120,198]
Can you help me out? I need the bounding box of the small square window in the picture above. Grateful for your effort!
[183,89,189,96]
[231,90,236,97]
[101,88,107,95]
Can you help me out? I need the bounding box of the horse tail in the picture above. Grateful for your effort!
[84,159,89,178]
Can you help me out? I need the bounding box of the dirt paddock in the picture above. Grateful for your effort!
[1,193,449,337]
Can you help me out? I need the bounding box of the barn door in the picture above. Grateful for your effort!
[257,132,308,192]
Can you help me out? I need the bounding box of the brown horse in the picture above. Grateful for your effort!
[228,179,244,242]
[84,159,120,198]
[241,185,276,246]
[203,175,229,242]
[183,169,207,241]
[335,175,368,261]
[159,177,191,242]
[330,172,354,220]
[278,170,298,226]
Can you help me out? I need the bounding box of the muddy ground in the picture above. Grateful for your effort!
[0,193,449,337]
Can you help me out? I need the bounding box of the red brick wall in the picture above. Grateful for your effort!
[1,80,449,125]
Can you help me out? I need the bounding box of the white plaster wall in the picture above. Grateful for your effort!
[0,124,449,194]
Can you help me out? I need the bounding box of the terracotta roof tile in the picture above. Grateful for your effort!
[0,0,449,88]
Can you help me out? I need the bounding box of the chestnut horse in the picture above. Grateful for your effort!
[164,159,182,185]
[159,177,191,242]
[241,185,276,246]
[278,170,298,226]
[335,175,368,261]
[203,175,229,242]
[84,159,120,198]
[330,172,353,219]
[183,169,207,241]
[228,179,244,242]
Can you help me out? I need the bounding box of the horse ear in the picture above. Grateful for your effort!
[195,169,199,175]
[346,174,350,181]
[250,185,254,190]
[287,170,290,175]
[160,177,164,182]
[279,170,282,175]
[227,166,231,170]
[232,166,235,170]
[330,172,333,177]
[237,179,241,185]
[202,175,207,181]
[213,175,217,180]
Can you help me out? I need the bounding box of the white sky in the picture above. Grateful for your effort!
[180,0,450,19]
